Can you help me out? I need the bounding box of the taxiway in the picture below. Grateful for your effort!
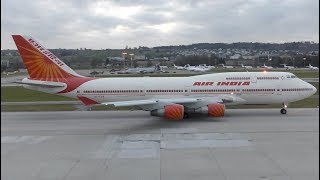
[1,109,319,180]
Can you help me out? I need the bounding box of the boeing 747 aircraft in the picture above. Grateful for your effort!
[219,64,234,69]
[173,64,185,70]
[241,64,253,69]
[260,63,273,70]
[280,64,295,70]
[306,64,319,70]
[12,35,317,120]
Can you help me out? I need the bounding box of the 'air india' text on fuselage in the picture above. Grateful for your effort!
[193,81,250,86]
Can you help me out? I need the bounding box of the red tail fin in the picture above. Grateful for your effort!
[12,35,94,94]
[12,35,83,81]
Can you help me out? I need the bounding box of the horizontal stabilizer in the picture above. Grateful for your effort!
[14,81,66,88]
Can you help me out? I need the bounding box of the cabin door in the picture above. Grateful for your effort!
[250,73,257,83]
[139,86,146,96]
[184,85,191,96]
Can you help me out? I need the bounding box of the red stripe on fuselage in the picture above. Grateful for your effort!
[77,96,99,105]
[58,77,94,93]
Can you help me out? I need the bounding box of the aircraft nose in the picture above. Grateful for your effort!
[311,84,317,94]
[306,82,317,96]
[303,81,317,97]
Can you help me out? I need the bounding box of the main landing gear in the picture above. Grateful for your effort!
[280,103,287,114]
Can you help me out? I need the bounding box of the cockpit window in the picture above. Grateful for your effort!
[286,75,297,78]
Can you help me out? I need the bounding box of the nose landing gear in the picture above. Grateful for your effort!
[280,103,287,114]
[280,108,287,114]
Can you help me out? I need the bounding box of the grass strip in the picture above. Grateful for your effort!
[1,86,76,102]
[1,104,76,112]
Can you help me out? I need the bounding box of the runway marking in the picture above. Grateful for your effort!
[160,128,198,134]
[93,132,255,159]
[118,149,160,158]
[124,134,161,141]
[117,141,160,158]
[92,135,121,159]
[162,133,229,140]
[121,141,160,149]
[161,139,252,149]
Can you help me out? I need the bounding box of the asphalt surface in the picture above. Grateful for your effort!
[1,109,319,180]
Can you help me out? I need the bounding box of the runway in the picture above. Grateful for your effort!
[1,109,319,180]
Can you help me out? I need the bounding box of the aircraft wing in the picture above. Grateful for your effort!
[103,98,198,107]
[103,99,157,107]
[101,96,232,111]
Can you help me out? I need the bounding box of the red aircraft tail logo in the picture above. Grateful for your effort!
[12,35,94,93]
[12,35,82,82]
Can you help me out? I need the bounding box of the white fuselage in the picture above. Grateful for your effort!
[285,66,294,69]
[50,72,316,104]
[174,65,185,70]
[281,64,294,69]
[26,72,316,105]
[222,65,233,69]
[242,65,253,69]
[261,65,273,70]
[307,65,319,70]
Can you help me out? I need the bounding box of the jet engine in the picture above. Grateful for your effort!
[150,104,184,120]
[197,103,225,117]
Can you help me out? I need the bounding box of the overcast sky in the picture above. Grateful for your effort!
[1,0,319,49]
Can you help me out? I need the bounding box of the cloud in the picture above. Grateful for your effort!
[88,1,145,20]
[1,0,318,49]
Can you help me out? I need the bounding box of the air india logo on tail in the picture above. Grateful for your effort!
[12,35,78,81]
[12,35,94,94]
[28,38,64,66]
[16,45,72,81]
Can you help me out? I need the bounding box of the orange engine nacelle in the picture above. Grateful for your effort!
[207,104,225,117]
[150,104,184,120]
[197,104,225,117]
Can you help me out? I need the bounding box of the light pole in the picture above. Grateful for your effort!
[122,52,127,69]
[129,53,134,68]
[267,55,272,66]
[292,57,295,67]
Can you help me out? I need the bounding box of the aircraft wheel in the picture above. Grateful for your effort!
[280,108,287,114]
